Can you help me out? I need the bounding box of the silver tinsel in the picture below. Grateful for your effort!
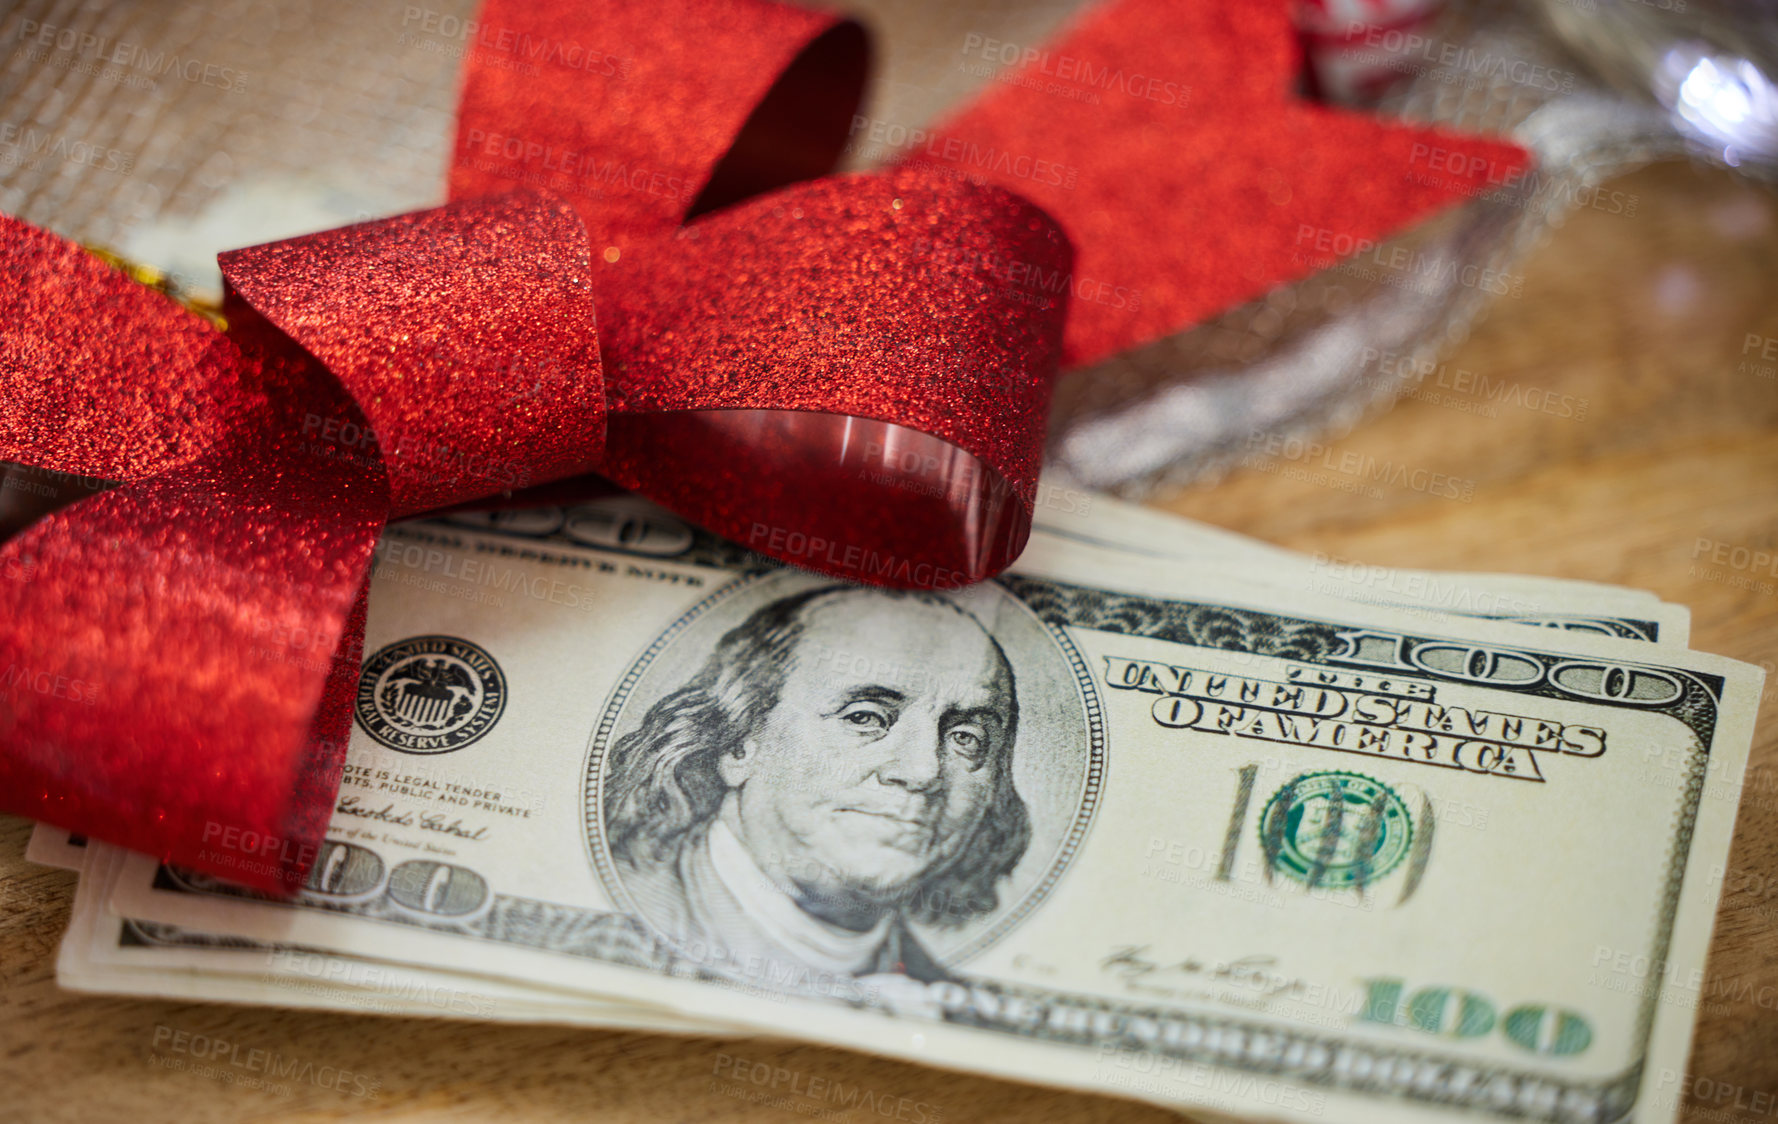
[0,0,1769,497]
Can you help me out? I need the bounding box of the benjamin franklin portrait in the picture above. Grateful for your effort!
[592,575,1100,996]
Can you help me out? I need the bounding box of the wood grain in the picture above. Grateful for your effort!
[2,164,1775,1124]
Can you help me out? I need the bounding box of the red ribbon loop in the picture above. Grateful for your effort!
[595,168,1070,586]
[0,218,381,884]
[220,192,607,518]
[444,0,1076,583]
[449,0,869,248]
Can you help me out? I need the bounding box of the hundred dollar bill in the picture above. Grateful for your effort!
[105,497,1760,1124]
[43,513,1686,1032]
[43,498,1687,1040]
[39,497,1680,1022]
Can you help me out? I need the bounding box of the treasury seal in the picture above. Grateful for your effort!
[1259,770,1413,889]
[355,636,507,754]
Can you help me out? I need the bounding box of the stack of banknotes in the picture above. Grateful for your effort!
[29,491,1763,1124]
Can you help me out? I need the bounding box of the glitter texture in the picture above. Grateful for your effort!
[0,215,383,892]
[221,192,606,517]
[451,0,868,250]
[596,168,1070,586]
[909,0,1534,365]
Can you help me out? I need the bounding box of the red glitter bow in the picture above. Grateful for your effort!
[0,0,1528,890]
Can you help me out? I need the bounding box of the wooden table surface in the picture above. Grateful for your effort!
[3,160,1776,1123]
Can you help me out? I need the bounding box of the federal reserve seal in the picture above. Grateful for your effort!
[1258,771,1413,889]
[355,636,507,754]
